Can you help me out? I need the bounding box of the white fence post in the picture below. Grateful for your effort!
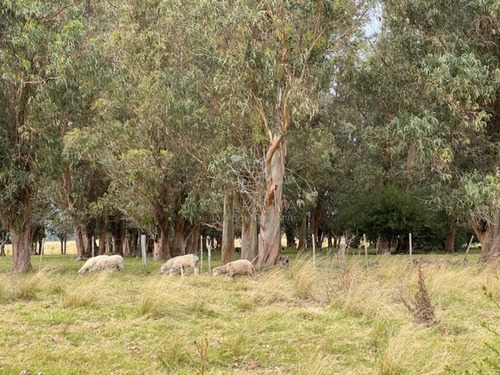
[141,235,147,267]
[409,233,413,265]
[200,235,203,273]
[208,238,212,273]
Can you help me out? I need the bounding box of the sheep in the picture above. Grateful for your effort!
[160,254,199,276]
[78,255,109,276]
[88,255,125,273]
[213,259,255,278]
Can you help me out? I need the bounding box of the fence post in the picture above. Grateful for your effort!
[409,233,413,265]
[312,234,316,269]
[208,238,212,273]
[200,235,203,273]
[38,238,45,271]
[464,235,474,264]
[91,236,95,258]
[141,234,147,267]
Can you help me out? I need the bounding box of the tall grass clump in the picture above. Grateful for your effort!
[290,256,321,301]
[11,271,47,301]
[60,272,109,308]
[140,277,207,319]
[237,269,293,309]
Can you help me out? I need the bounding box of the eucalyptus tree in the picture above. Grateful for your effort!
[357,0,500,261]
[68,0,219,260]
[217,0,370,268]
[0,1,93,271]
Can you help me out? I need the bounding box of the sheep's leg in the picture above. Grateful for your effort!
[194,266,199,276]
[180,266,184,277]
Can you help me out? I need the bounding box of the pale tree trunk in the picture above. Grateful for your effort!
[258,138,285,269]
[221,189,235,264]
[444,215,456,253]
[471,215,500,263]
[153,225,171,260]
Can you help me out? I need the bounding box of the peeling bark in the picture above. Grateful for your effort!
[471,215,500,263]
[258,139,285,269]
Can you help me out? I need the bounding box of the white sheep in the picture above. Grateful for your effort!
[88,255,125,273]
[213,259,255,278]
[160,254,199,276]
[78,255,109,276]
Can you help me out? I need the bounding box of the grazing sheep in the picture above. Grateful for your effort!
[213,259,255,278]
[160,254,199,276]
[78,255,109,276]
[88,255,125,273]
[212,264,229,276]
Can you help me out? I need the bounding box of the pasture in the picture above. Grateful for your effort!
[0,244,498,374]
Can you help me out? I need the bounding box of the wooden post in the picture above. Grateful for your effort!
[312,234,316,269]
[208,238,212,273]
[38,238,44,271]
[91,236,95,258]
[200,235,203,273]
[409,233,413,265]
[464,235,474,264]
[364,234,368,266]
[141,234,147,267]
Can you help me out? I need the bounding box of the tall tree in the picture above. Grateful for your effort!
[359,0,500,262]
[0,1,87,271]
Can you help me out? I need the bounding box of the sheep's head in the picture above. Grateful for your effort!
[212,265,227,275]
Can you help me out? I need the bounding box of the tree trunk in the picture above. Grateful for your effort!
[186,225,200,254]
[112,216,125,256]
[221,189,235,264]
[71,217,88,260]
[258,139,285,269]
[171,214,186,257]
[444,215,456,253]
[153,225,171,260]
[10,201,33,272]
[311,201,322,248]
[471,215,500,263]
[240,205,258,261]
[98,212,109,255]
[298,216,307,250]
[285,223,296,249]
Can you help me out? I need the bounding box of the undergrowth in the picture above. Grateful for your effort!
[0,251,497,374]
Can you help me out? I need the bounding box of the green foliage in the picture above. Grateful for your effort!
[341,185,441,244]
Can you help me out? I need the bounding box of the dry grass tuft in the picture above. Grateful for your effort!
[238,269,293,309]
[396,266,439,327]
[290,256,321,301]
[60,272,109,308]
[11,272,47,301]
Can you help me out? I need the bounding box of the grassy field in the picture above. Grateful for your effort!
[0,245,498,374]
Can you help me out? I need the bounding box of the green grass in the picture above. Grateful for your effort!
[0,249,498,374]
